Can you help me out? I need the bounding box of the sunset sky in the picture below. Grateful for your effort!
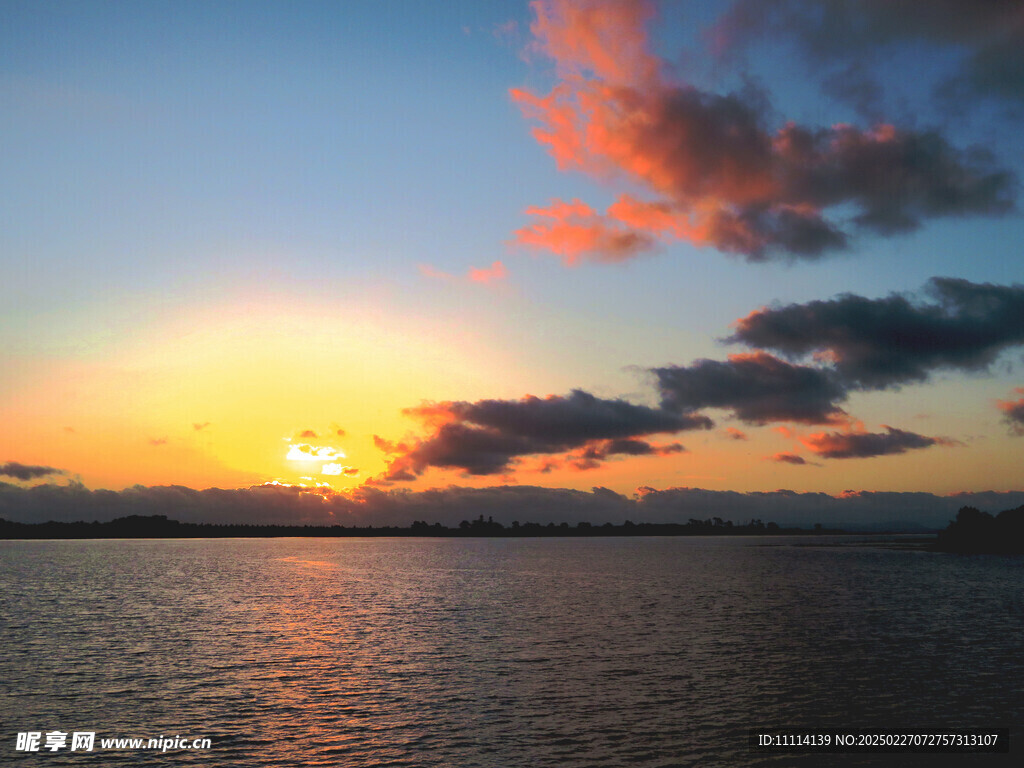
[2,0,1023,527]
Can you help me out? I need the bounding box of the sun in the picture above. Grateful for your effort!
[283,440,361,483]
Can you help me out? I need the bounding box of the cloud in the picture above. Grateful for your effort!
[512,0,1015,263]
[374,389,711,481]
[421,260,510,285]
[652,351,848,425]
[800,425,952,459]
[193,422,211,431]
[724,427,748,440]
[951,31,1024,105]
[820,60,885,122]
[296,429,318,439]
[997,388,1024,435]
[0,462,64,481]
[729,278,1024,389]
[468,260,508,284]
[713,0,1024,108]
[770,452,808,465]
[322,463,359,477]
[563,438,685,471]
[515,199,657,265]
[5,480,1024,532]
[149,437,168,446]
[286,444,345,462]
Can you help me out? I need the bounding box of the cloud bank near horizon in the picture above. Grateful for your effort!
[3,480,1023,532]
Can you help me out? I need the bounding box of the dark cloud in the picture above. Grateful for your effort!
[715,0,1024,108]
[566,438,685,471]
[512,0,1015,264]
[653,352,847,424]
[802,426,948,459]
[717,1,1023,59]
[770,452,808,465]
[5,480,1023,532]
[951,32,1024,105]
[0,462,64,481]
[578,438,682,459]
[376,389,711,480]
[705,201,848,261]
[436,389,704,442]
[821,61,885,122]
[771,124,1014,236]
[997,389,1024,435]
[730,278,1024,389]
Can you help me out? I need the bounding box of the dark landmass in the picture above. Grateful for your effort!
[7,508,1019,551]
[934,504,1024,554]
[0,514,853,540]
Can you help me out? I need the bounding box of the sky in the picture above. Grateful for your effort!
[2,0,1023,528]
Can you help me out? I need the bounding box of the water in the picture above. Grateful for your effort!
[1,536,1022,766]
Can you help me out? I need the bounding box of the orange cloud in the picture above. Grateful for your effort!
[420,261,509,285]
[400,401,462,430]
[515,198,656,264]
[997,387,1024,434]
[526,0,658,85]
[468,260,508,284]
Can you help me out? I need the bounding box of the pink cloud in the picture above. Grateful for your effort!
[468,260,508,284]
[512,0,1012,264]
[997,387,1024,435]
[420,260,509,285]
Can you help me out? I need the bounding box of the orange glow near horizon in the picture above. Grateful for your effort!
[0,291,516,492]
[2,286,1021,499]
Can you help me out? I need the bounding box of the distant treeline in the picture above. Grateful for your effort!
[935,504,1024,554]
[0,514,845,540]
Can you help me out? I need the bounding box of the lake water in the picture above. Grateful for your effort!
[2,536,1022,767]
